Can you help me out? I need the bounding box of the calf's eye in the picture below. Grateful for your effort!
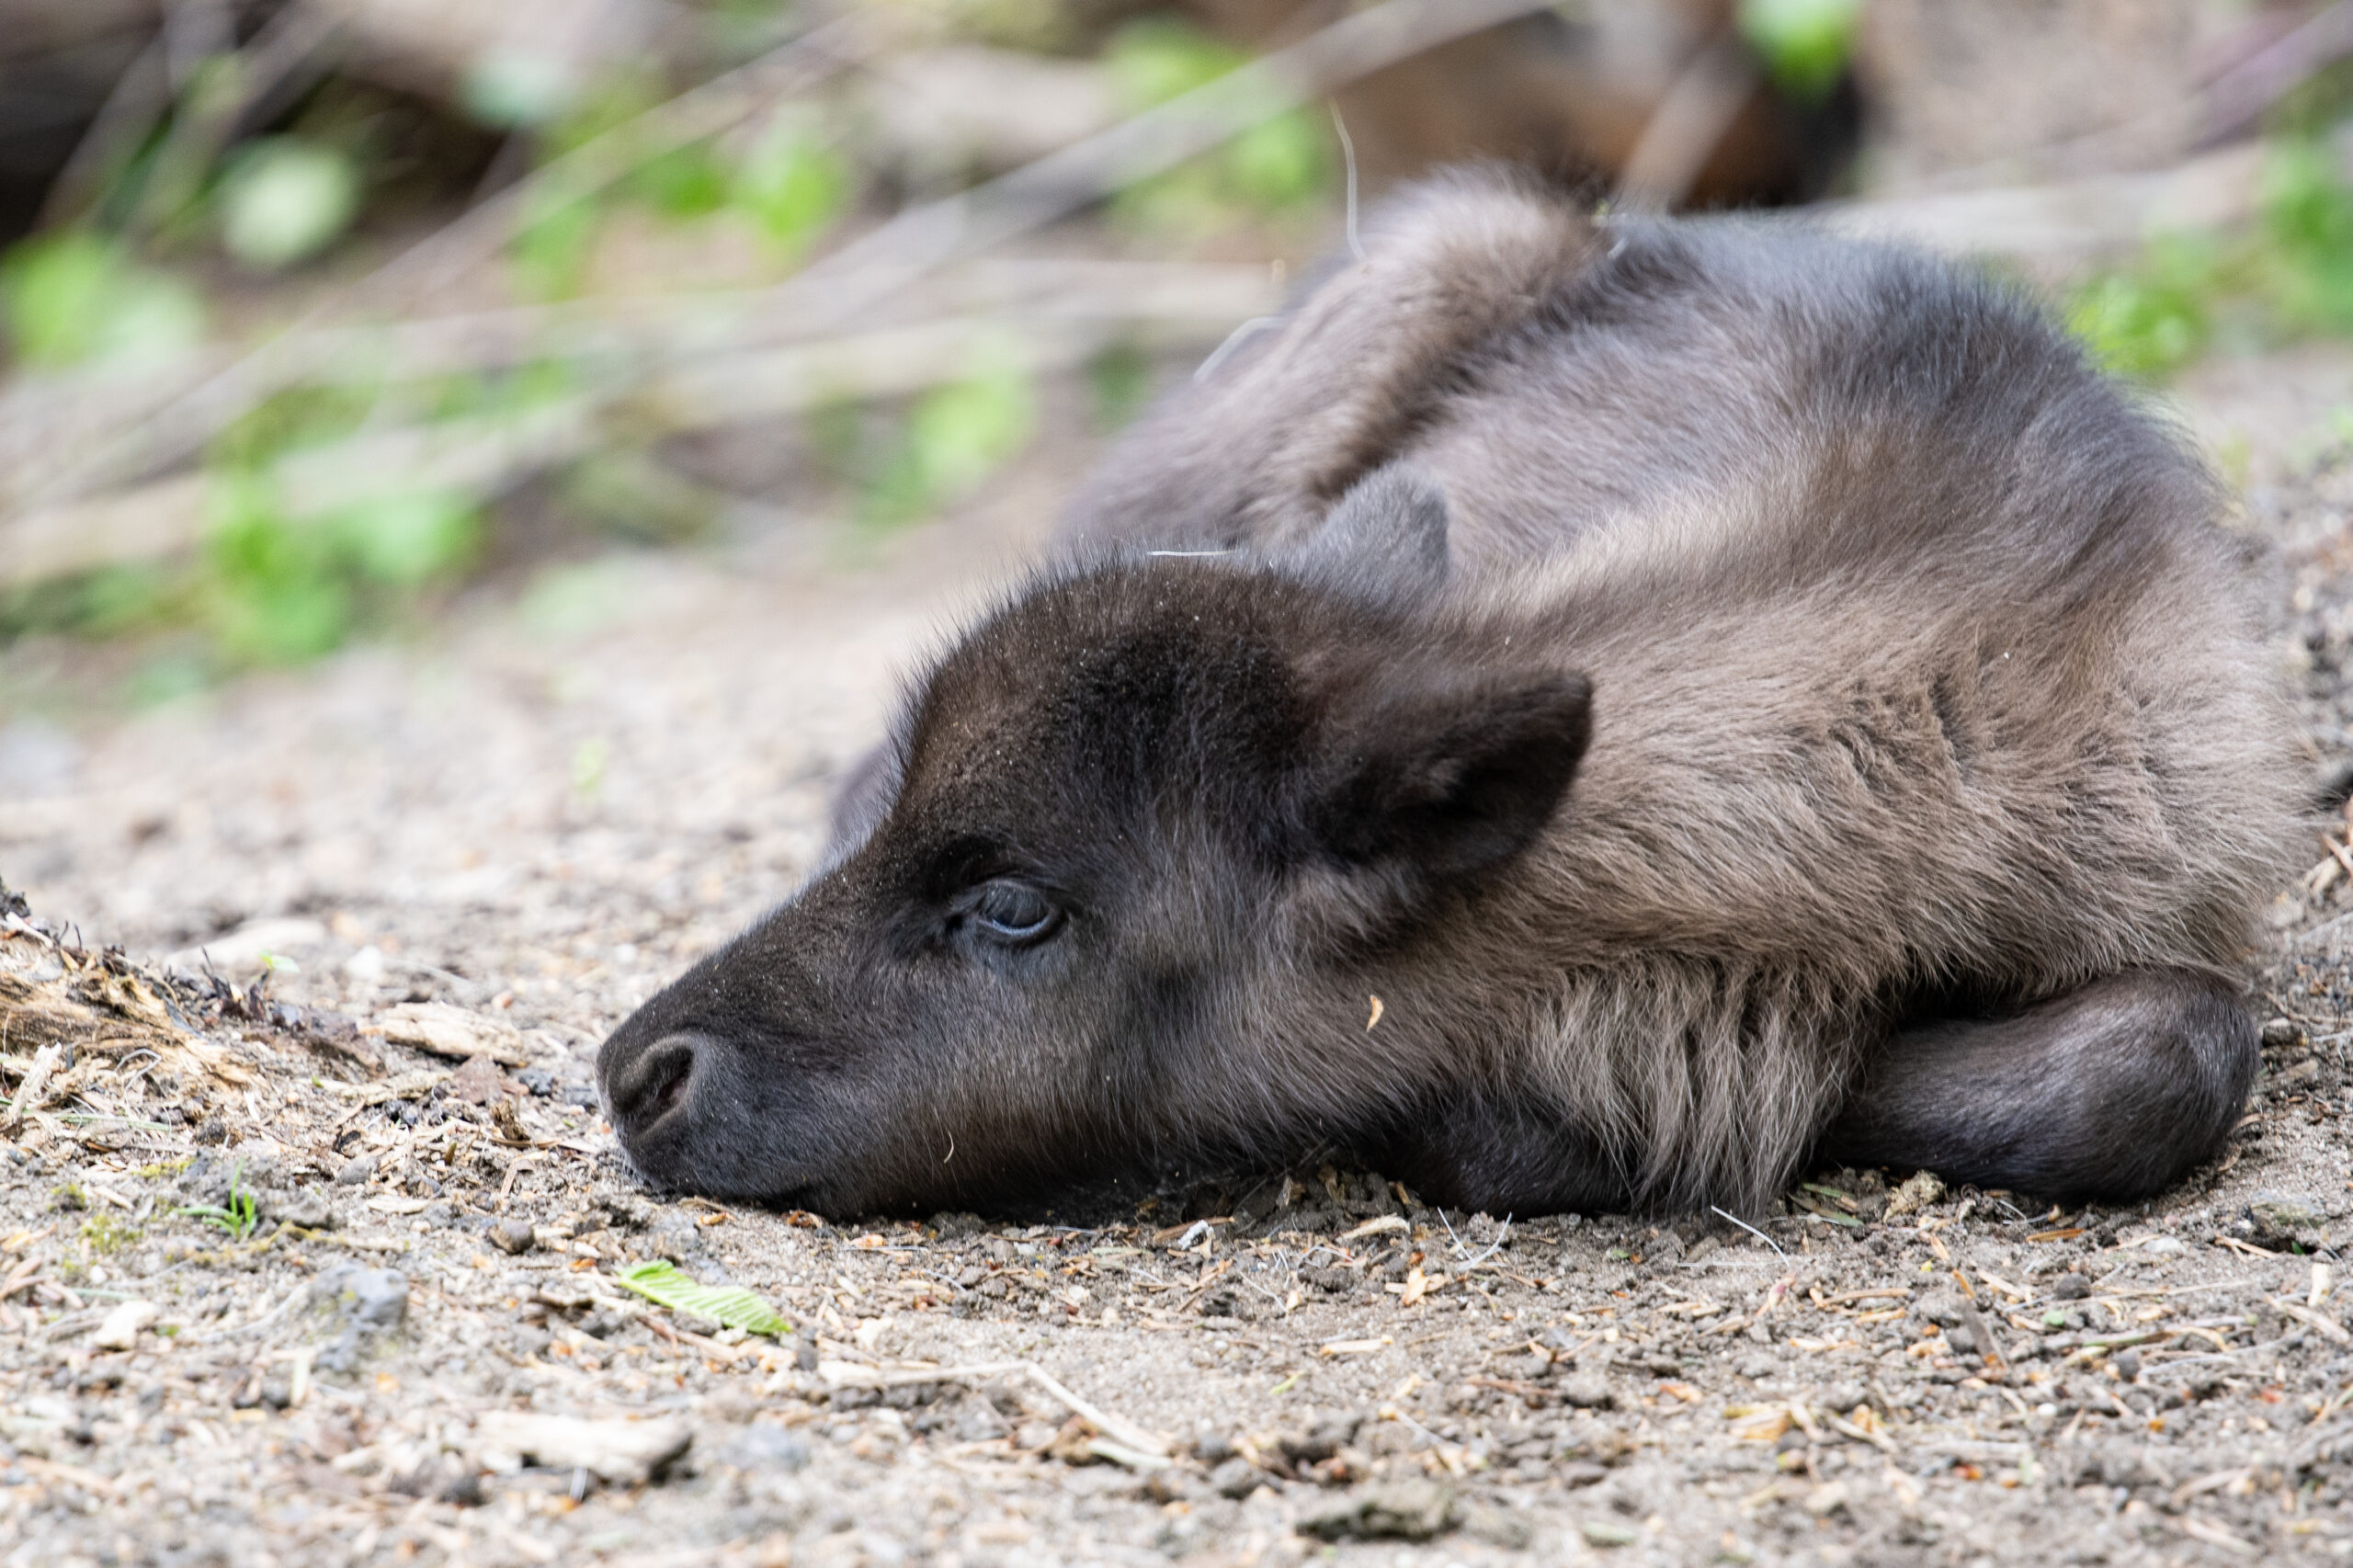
[969,880,1060,943]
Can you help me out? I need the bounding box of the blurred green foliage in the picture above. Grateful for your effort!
[2069,138,2353,380]
[1738,0,1862,103]
[510,189,603,300]
[0,6,1358,681]
[504,73,849,300]
[217,139,362,271]
[855,351,1038,529]
[1086,341,1154,432]
[732,124,850,257]
[0,233,205,371]
[1104,18,1330,236]
[0,564,178,644]
[203,476,481,665]
[461,50,583,131]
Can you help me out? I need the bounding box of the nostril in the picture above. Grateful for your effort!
[617,1037,698,1130]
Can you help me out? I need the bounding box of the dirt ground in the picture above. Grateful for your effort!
[3,344,2353,1568]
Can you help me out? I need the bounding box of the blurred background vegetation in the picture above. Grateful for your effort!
[0,0,2350,687]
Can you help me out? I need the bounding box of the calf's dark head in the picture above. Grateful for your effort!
[597,471,1592,1213]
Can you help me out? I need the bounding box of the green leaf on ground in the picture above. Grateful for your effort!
[615,1259,791,1336]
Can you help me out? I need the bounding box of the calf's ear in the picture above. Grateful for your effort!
[1301,671,1592,893]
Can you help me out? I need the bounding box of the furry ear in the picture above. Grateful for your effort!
[1277,462,1451,602]
[1302,671,1592,892]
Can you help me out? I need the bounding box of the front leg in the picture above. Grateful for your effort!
[1369,1093,1634,1215]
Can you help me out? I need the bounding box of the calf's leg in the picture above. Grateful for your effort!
[1372,1093,1636,1217]
[1822,969,2256,1202]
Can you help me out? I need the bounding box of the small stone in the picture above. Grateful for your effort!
[1280,1412,1363,1464]
[2271,1057,2322,1091]
[1557,1373,1615,1410]
[272,1188,335,1230]
[2246,1193,2327,1247]
[90,1299,156,1350]
[2051,1273,2091,1301]
[1914,1290,1970,1329]
[1461,1500,1534,1550]
[376,1002,529,1065]
[1014,1421,1058,1451]
[334,1153,379,1187]
[1581,1518,1640,1548]
[1143,1469,1199,1505]
[472,1412,690,1486]
[2260,1017,2304,1050]
[1209,1456,1262,1498]
[448,1053,508,1106]
[489,1219,535,1255]
[314,1264,409,1328]
[1296,1479,1459,1542]
[713,1424,811,1471]
[938,1399,1002,1442]
[438,1466,486,1507]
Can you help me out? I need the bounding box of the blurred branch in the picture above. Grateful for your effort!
[38,31,172,228]
[1883,2,2353,196]
[4,7,893,517]
[0,260,1270,480]
[2198,0,2353,149]
[362,11,888,308]
[44,1,347,231]
[3,0,1563,526]
[762,0,1569,332]
[0,264,1279,587]
[1615,37,1757,210]
[1821,119,2353,264]
[128,0,347,236]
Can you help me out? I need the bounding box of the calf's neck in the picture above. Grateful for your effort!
[600,168,2302,1218]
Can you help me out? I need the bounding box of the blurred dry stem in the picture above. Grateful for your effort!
[1616,34,1759,210]
[1824,118,2353,262]
[2197,0,2353,150]
[6,0,2352,604]
[5,6,894,520]
[0,0,1563,582]
[0,261,1277,585]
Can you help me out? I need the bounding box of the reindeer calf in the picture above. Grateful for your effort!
[600,168,2301,1217]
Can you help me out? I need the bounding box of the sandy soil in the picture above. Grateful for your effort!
[1,348,2350,1568]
